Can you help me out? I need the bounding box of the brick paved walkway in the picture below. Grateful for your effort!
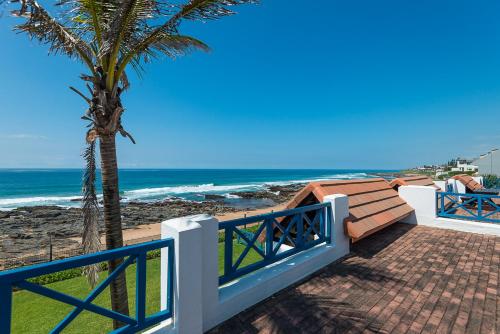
[208,223,500,334]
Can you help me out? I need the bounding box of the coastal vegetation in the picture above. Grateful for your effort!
[5,0,257,327]
[400,168,477,180]
[483,174,500,189]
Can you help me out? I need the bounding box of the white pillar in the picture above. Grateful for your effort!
[323,194,350,258]
[398,185,437,225]
[191,215,220,332]
[433,180,446,192]
[160,215,204,334]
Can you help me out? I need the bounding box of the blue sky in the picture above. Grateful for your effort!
[0,0,499,169]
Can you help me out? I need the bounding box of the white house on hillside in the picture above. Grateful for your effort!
[450,158,478,173]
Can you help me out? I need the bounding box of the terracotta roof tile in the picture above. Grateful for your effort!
[285,178,414,242]
[389,176,439,190]
[452,174,483,192]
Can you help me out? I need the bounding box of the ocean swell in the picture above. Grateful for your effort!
[0,172,373,210]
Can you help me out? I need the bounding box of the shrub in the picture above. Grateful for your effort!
[27,268,83,285]
[447,171,476,177]
[483,174,500,189]
[23,248,163,287]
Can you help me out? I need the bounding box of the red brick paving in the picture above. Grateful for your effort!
[208,223,500,334]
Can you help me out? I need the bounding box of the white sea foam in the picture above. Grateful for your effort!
[0,195,82,206]
[223,193,242,199]
[263,173,370,186]
[123,183,263,200]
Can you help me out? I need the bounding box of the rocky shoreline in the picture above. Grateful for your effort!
[0,183,304,261]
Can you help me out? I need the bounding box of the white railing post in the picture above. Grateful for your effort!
[323,194,350,258]
[191,215,220,332]
[159,215,204,334]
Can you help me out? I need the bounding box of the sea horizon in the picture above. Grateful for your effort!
[0,168,399,210]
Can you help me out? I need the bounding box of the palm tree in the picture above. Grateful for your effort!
[5,0,257,328]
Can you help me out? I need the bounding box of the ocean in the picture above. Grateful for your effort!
[0,169,394,210]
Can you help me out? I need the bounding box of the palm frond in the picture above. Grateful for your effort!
[112,0,255,80]
[103,0,164,89]
[82,139,101,287]
[11,0,96,73]
[56,0,107,48]
[136,34,210,61]
[174,0,259,23]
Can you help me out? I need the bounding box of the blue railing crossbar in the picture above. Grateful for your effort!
[0,238,174,334]
[437,191,500,224]
[219,202,330,228]
[219,202,332,285]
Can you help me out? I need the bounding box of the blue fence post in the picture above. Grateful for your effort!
[224,226,233,276]
[265,219,273,259]
[477,196,483,219]
[319,207,325,243]
[136,253,147,326]
[166,242,174,315]
[440,193,445,216]
[0,284,12,334]
[297,213,304,248]
[327,204,334,244]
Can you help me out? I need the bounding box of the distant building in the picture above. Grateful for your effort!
[450,159,478,173]
[473,149,500,176]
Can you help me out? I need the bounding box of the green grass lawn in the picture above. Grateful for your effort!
[11,241,262,334]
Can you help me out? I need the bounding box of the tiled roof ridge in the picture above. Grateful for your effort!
[309,178,386,186]
[452,174,483,191]
[345,187,399,196]
[389,175,438,189]
[402,175,432,180]
[349,192,400,207]
[346,201,410,222]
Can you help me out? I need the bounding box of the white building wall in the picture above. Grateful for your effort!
[474,150,500,176]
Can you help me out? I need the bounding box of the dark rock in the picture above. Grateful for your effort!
[9,233,33,240]
[204,194,226,200]
[33,211,62,219]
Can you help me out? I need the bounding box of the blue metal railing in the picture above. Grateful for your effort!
[437,191,500,223]
[0,239,174,334]
[219,202,332,285]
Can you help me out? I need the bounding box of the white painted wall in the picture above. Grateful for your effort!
[150,197,351,334]
[433,180,446,192]
[398,185,437,225]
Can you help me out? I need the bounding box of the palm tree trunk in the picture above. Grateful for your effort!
[99,134,130,328]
